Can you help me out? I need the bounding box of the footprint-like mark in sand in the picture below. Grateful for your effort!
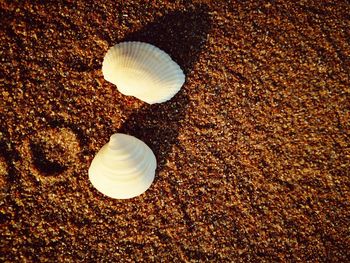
[30,141,67,175]
[17,127,81,187]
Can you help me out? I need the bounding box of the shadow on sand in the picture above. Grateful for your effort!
[117,4,212,178]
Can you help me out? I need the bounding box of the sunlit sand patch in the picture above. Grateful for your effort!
[0,156,9,200]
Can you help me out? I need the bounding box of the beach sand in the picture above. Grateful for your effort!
[1,0,349,261]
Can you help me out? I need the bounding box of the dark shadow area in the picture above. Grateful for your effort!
[64,54,100,72]
[118,4,212,178]
[30,141,67,176]
[121,5,211,74]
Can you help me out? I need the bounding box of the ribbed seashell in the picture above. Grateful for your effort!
[102,41,185,104]
[88,133,156,199]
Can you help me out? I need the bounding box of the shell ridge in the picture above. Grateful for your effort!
[102,41,185,104]
[88,133,156,199]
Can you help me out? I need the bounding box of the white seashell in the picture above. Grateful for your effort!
[88,133,156,199]
[102,41,185,104]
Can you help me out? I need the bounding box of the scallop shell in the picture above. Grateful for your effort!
[102,41,185,104]
[88,133,156,199]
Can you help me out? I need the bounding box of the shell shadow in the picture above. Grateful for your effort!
[118,5,212,179]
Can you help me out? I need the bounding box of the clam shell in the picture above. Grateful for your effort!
[102,41,185,104]
[88,133,156,199]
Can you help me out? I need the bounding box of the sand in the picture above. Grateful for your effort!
[1,0,349,262]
